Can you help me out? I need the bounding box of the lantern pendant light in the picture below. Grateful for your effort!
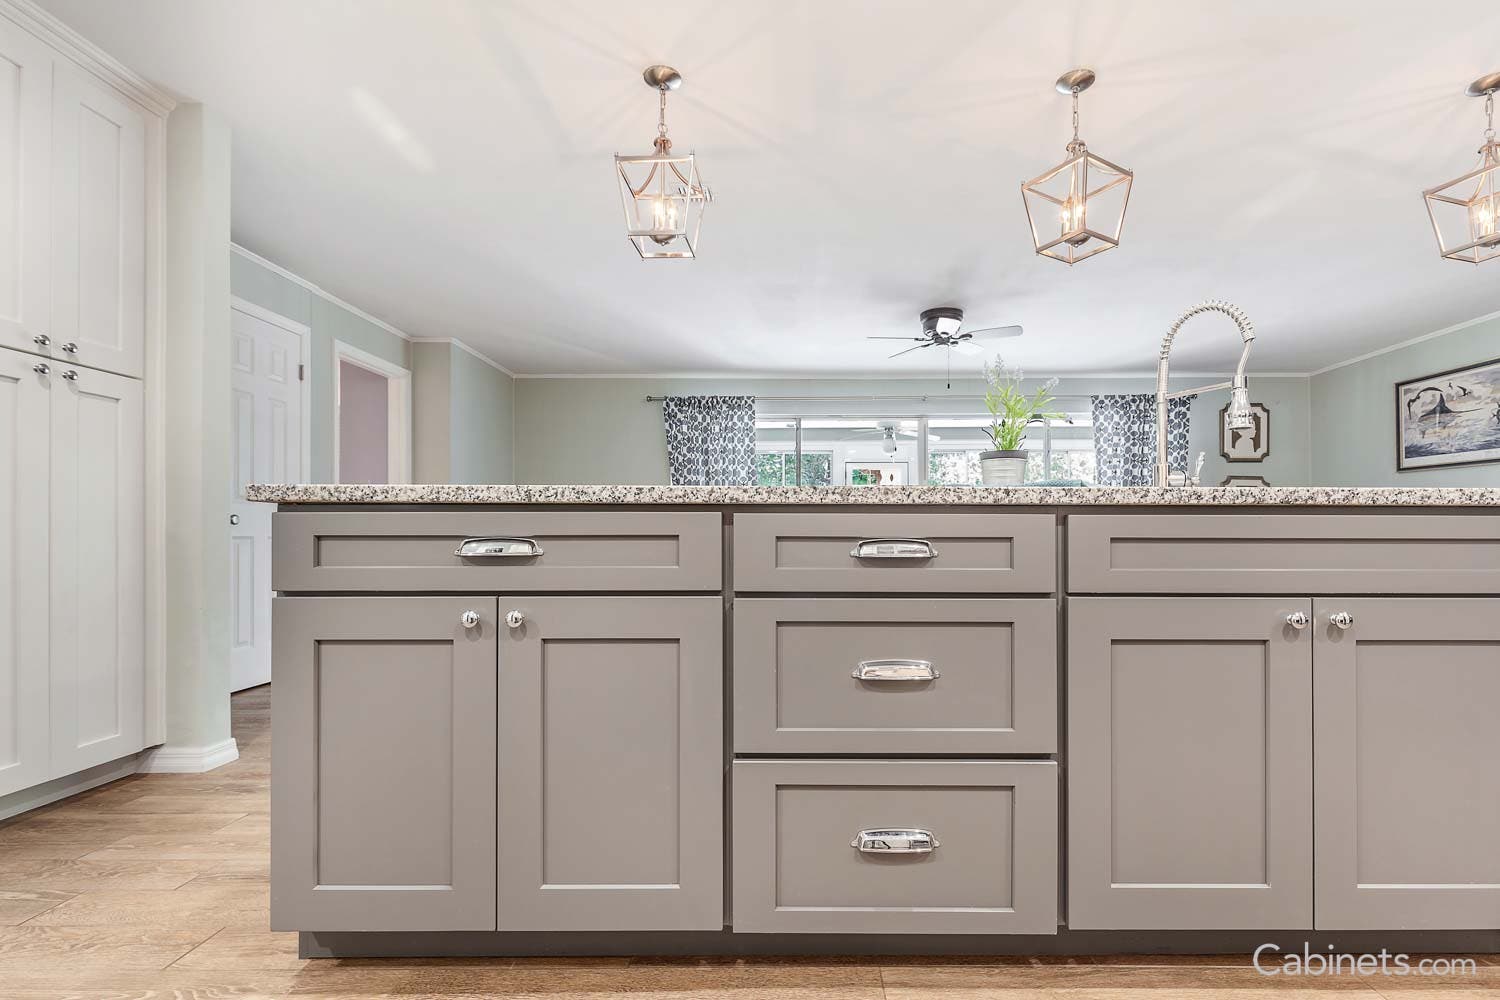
[1021,68,1133,265]
[1423,72,1500,265]
[614,65,712,259]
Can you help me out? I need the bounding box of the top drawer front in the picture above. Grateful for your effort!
[273,511,722,592]
[733,513,1056,593]
[1069,514,1500,594]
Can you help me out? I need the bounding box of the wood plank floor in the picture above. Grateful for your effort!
[1,687,1495,998]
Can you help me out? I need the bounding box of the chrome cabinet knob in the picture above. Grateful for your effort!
[32,334,49,347]
[60,369,78,381]
[504,610,525,629]
[460,610,481,630]
[1329,611,1355,630]
[1285,612,1310,630]
[31,363,49,375]
[60,342,78,354]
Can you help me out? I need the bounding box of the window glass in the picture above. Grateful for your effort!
[800,418,918,486]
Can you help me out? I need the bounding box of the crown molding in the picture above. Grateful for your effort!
[1308,307,1500,378]
[513,370,1314,381]
[231,242,414,342]
[409,337,516,378]
[0,0,177,116]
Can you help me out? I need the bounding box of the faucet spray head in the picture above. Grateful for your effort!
[1226,378,1253,430]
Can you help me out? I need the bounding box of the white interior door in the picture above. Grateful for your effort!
[0,350,51,796]
[48,362,144,776]
[230,304,306,692]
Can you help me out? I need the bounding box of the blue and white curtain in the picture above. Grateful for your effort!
[662,395,757,486]
[1090,394,1195,486]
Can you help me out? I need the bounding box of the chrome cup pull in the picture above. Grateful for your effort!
[852,659,939,682]
[851,829,940,855]
[454,536,544,558]
[849,538,937,560]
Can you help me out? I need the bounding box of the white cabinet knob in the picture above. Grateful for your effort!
[1285,612,1310,630]
[460,610,481,630]
[505,610,525,629]
[1329,611,1355,630]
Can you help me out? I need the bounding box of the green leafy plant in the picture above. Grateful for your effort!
[982,359,1065,452]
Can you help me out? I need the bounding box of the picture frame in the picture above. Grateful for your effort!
[1219,401,1270,463]
[1394,356,1500,472]
[845,462,908,486]
[1220,474,1269,488]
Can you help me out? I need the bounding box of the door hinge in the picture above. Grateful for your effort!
[298,363,305,381]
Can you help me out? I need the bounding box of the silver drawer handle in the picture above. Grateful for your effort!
[849,538,938,560]
[852,659,939,682]
[454,536,544,558]
[852,829,940,854]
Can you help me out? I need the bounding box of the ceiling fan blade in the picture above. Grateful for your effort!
[887,343,932,359]
[965,325,1024,339]
[951,339,985,356]
[866,336,924,341]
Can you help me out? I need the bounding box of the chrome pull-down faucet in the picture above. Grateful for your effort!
[1154,300,1256,486]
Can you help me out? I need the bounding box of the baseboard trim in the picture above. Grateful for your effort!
[137,738,239,774]
[0,754,143,821]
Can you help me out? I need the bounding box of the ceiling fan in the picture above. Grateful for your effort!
[869,307,1023,359]
[846,420,940,454]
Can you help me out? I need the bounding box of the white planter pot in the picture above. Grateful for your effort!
[979,450,1028,487]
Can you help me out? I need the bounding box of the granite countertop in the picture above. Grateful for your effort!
[245,483,1500,507]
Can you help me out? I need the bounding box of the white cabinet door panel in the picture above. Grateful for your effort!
[50,63,145,378]
[49,363,143,775]
[0,19,51,360]
[0,349,50,796]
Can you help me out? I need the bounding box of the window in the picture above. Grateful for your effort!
[755,405,1095,486]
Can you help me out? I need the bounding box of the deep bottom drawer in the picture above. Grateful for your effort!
[732,760,1057,934]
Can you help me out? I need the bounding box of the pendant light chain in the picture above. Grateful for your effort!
[1068,88,1084,154]
[1486,91,1496,147]
[656,86,670,150]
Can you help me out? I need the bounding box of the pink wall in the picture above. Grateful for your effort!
[338,360,389,483]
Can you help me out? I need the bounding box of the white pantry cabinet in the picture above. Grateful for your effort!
[0,15,52,362]
[0,350,51,797]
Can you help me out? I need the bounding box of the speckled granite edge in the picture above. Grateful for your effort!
[245,483,1500,507]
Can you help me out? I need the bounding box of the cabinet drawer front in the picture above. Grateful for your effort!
[1068,514,1500,594]
[273,511,721,592]
[733,513,1055,593]
[732,760,1057,934]
[734,598,1056,754]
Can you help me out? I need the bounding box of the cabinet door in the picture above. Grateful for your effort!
[1314,598,1500,930]
[50,62,146,378]
[271,597,497,931]
[48,363,143,776]
[0,20,51,359]
[0,350,50,796]
[1068,597,1313,929]
[497,596,722,930]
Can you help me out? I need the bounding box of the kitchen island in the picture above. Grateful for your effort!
[250,484,1500,957]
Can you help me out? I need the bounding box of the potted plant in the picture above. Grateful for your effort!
[980,360,1064,486]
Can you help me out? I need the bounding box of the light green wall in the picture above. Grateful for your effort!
[449,346,514,483]
[514,376,1312,486]
[411,340,515,483]
[229,252,411,481]
[1310,314,1500,487]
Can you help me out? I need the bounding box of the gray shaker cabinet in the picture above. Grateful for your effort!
[271,597,498,932]
[1313,598,1500,930]
[496,596,723,930]
[1067,597,1313,929]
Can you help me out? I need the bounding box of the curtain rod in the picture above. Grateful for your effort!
[643,394,990,403]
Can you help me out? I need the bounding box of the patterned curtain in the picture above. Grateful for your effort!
[1090,394,1195,486]
[661,396,757,486]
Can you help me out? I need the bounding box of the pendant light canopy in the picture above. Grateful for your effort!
[615,65,712,259]
[1423,72,1500,265]
[1021,69,1133,265]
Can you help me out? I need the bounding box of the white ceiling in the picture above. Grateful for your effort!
[37,0,1500,376]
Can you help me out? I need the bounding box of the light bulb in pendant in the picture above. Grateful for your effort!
[1471,192,1500,247]
[649,195,679,245]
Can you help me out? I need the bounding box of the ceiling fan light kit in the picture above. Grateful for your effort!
[1020,68,1134,265]
[1423,72,1500,264]
[615,65,712,259]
